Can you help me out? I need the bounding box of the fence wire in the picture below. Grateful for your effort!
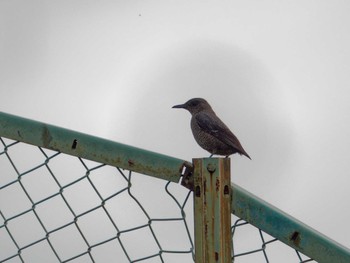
[231,217,314,263]
[0,137,194,263]
[0,137,316,262]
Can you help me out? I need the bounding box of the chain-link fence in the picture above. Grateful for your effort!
[1,112,350,263]
[0,138,194,263]
[0,137,313,263]
[231,217,314,263]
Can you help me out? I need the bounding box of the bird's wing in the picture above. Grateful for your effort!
[195,112,247,154]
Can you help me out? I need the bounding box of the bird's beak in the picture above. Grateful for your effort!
[172,103,186,109]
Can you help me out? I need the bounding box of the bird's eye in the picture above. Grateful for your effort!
[190,101,199,107]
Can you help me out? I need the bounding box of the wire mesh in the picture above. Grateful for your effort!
[231,217,314,263]
[0,136,319,262]
[0,137,194,263]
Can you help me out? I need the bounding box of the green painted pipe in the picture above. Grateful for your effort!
[0,112,188,183]
[232,183,350,263]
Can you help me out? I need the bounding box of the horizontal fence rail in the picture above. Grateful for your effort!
[231,184,350,263]
[1,112,350,262]
[0,112,190,183]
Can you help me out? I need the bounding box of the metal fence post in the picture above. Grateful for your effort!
[193,158,232,263]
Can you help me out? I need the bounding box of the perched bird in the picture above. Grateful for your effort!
[172,98,251,159]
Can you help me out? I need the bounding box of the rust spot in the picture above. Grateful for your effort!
[128,160,135,166]
[71,139,78,149]
[290,231,301,247]
[42,126,52,148]
[195,185,201,197]
[216,178,220,192]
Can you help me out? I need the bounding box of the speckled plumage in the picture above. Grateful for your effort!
[173,98,251,159]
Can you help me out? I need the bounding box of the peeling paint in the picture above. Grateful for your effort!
[42,125,52,148]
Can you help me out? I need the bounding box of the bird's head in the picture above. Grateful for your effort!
[172,98,213,115]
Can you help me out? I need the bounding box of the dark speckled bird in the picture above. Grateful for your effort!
[172,98,251,159]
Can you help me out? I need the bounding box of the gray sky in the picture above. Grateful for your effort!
[1,0,350,261]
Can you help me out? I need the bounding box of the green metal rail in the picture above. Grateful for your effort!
[232,184,350,263]
[0,112,189,183]
[1,111,350,262]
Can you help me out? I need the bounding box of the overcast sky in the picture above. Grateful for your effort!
[1,1,350,261]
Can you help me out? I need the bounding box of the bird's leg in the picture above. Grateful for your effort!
[209,154,214,158]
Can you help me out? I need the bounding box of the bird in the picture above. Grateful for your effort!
[172,98,251,159]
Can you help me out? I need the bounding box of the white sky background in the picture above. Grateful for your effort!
[1,0,350,260]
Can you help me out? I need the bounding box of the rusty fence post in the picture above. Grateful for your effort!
[193,158,232,263]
